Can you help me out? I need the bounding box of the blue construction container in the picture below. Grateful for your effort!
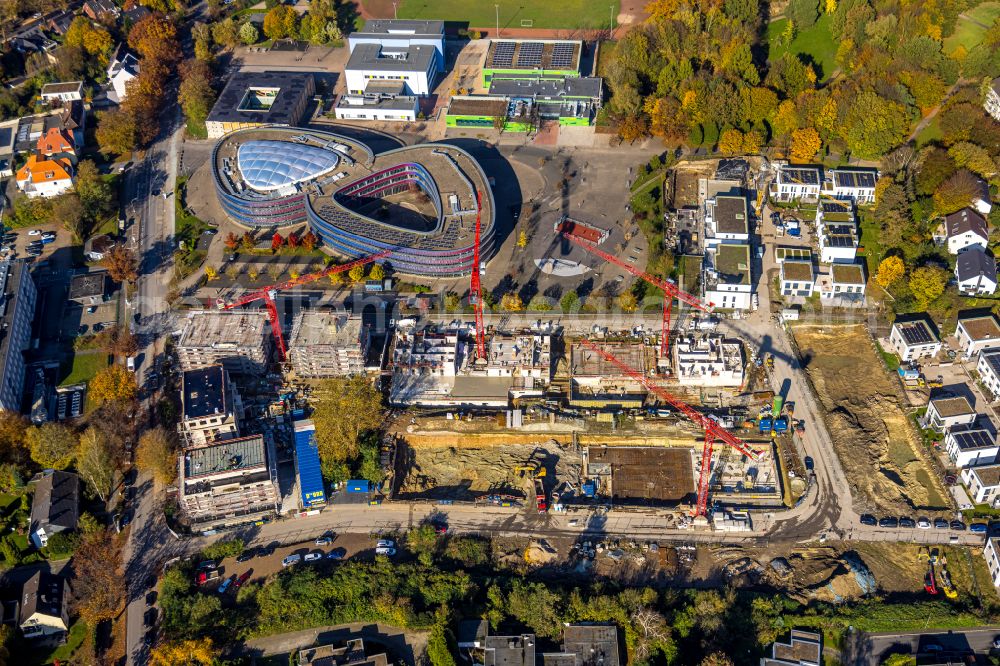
[774,416,789,433]
[582,481,597,497]
[293,419,326,508]
[758,417,773,433]
[345,480,372,493]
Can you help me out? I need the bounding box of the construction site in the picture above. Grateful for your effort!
[387,327,800,519]
[791,324,951,513]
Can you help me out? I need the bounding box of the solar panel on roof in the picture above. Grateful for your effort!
[954,429,995,450]
[901,323,933,345]
[492,42,515,67]
[517,42,543,67]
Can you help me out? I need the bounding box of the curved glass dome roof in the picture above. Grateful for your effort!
[237,140,340,192]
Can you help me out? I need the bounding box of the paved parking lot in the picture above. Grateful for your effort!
[194,532,396,594]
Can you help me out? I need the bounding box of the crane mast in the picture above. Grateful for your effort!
[577,338,759,516]
[562,233,713,359]
[219,249,391,361]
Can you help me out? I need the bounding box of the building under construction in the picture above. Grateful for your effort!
[175,310,272,375]
[710,443,783,506]
[673,334,745,387]
[389,324,555,408]
[569,340,655,408]
[585,445,695,505]
[287,312,370,378]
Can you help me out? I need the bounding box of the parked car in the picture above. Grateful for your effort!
[217,575,236,594]
[27,229,40,236]
[860,514,877,526]
[144,607,157,628]
[804,456,814,471]
[281,554,301,567]
[878,517,898,528]
[951,520,967,531]
[899,517,916,528]
[933,518,949,529]
[917,517,931,529]
[234,570,252,588]
[304,552,323,562]
[236,549,256,563]
[196,569,220,584]
[970,523,989,534]
[259,544,277,557]
[197,560,217,570]
[376,539,395,549]
[315,536,332,546]
[327,548,347,560]
[375,547,396,556]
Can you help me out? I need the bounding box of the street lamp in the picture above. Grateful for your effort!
[495,4,500,38]
[609,5,614,36]
[392,1,397,19]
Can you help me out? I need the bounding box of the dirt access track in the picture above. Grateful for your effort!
[792,324,950,514]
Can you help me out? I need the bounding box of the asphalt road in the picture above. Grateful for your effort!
[845,627,1000,665]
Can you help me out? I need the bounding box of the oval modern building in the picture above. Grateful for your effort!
[211,126,496,277]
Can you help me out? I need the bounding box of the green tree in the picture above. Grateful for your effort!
[560,290,580,312]
[239,21,259,45]
[427,608,457,666]
[909,266,948,308]
[369,263,385,281]
[841,91,908,159]
[504,580,564,638]
[75,159,115,224]
[933,169,983,215]
[310,377,384,479]
[179,59,216,134]
[212,18,240,48]
[26,423,77,469]
[444,292,461,310]
[348,265,365,282]
[201,538,245,561]
[263,5,297,40]
[95,108,139,156]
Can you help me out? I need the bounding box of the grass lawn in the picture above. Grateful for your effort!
[942,3,999,56]
[596,39,617,78]
[915,115,943,147]
[767,14,838,81]
[30,621,88,665]
[60,351,110,387]
[857,213,884,277]
[397,0,619,29]
[967,1,1000,24]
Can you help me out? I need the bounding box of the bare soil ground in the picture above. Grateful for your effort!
[395,440,583,500]
[792,324,950,514]
[706,541,991,604]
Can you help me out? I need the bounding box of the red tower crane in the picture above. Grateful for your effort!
[218,249,391,361]
[562,233,713,359]
[578,338,759,517]
[469,190,486,360]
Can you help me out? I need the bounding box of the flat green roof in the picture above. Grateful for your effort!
[716,244,751,285]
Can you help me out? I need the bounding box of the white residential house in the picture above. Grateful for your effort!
[964,465,1000,506]
[822,167,878,204]
[974,177,993,217]
[703,243,753,311]
[107,44,140,104]
[923,395,976,432]
[955,248,998,296]
[888,319,941,362]
[704,194,749,247]
[780,260,815,297]
[814,199,859,264]
[978,349,1000,397]
[823,263,866,301]
[985,76,1000,123]
[39,81,83,103]
[956,314,1000,359]
[19,572,70,641]
[947,421,998,468]
[984,537,1000,587]
[770,164,821,202]
[945,208,990,255]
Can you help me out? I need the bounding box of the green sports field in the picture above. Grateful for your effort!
[943,1,1000,56]
[396,0,620,30]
